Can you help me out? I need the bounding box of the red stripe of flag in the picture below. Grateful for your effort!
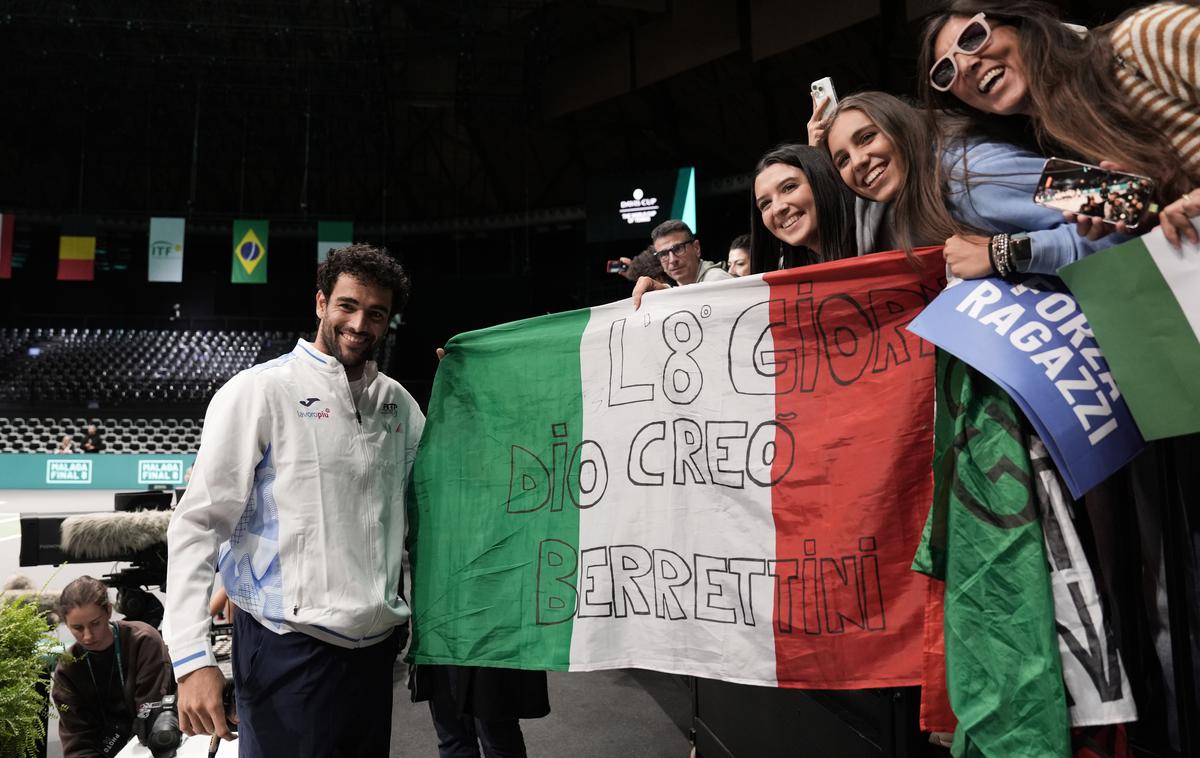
[764,248,943,688]
[57,258,95,281]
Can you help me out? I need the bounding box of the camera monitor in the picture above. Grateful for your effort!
[114,490,175,513]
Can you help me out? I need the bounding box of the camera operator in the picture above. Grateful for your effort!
[51,576,175,758]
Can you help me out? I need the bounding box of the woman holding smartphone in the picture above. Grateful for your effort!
[919,0,1200,246]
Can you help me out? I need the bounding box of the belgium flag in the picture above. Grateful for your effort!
[58,216,96,281]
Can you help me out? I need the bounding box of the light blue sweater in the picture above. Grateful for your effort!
[943,140,1127,275]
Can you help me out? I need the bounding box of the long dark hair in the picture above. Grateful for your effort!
[918,0,1189,200]
[820,92,966,255]
[749,144,856,273]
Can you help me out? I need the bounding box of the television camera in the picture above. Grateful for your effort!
[19,490,176,627]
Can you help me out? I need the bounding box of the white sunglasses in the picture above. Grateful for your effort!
[929,13,992,92]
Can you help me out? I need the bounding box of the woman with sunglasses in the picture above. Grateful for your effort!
[749,143,857,274]
[919,1,1200,248]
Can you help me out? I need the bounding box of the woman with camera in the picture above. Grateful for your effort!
[918,0,1200,246]
[51,576,175,758]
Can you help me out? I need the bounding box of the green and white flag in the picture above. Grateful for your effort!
[232,219,268,284]
[148,217,185,282]
[318,221,353,264]
[1059,228,1200,439]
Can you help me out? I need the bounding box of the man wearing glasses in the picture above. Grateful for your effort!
[632,219,730,307]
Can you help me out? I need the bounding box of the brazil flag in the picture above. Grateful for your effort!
[232,219,268,284]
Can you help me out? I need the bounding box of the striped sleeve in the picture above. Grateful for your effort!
[1112,2,1200,181]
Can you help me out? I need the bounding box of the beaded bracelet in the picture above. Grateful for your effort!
[989,233,1013,277]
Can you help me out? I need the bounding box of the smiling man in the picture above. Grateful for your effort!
[631,219,731,307]
[165,244,424,758]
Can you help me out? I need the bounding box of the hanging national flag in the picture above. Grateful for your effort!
[0,213,13,279]
[231,219,268,284]
[1059,228,1200,440]
[58,216,96,281]
[913,353,1070,757]
[409,249,943,689]
[148,217,185,283]
[317,221,353,264]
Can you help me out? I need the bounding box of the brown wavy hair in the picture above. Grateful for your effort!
[819,91,968,256]
[918,0,1190,200]
[57,575,111,617]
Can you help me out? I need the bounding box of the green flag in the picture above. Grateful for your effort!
[317,221,353,264]
[914,352,1069,757]
[1059,230,1200,440]
[232,219,268,284]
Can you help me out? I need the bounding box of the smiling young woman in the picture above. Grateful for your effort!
[918,1,1194,204]
[748,143,856,273]
[820,92,963,259]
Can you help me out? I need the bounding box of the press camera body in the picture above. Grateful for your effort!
[134,693,181,758]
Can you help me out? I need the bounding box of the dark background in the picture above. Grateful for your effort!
[0,0,1134,406]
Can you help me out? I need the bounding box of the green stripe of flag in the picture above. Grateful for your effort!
[920,353,1069,757]
[1060,233,1200,440]
[317,221,353,264]
[409,308,590,670]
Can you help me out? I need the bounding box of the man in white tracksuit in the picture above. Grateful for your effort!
[164,244,425,757]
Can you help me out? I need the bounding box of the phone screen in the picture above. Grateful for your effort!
[1034,158,1155,228]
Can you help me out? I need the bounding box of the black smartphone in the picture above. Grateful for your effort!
[1034,157,1156,229]
[606,260,628,274]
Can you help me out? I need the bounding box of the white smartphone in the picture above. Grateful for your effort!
[810,76,838,109]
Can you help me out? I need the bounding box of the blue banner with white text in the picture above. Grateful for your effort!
[907,274,1143,497]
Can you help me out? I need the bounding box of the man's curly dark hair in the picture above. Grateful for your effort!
[316,243,411,311]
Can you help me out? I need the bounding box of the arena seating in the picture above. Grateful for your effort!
[0,327,300,409]
[0,416,204,454]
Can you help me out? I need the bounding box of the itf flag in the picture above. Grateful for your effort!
[409,249,944,689]
[232,219,268,284]
[318,221,353,264]
[58,216,96,281]
[148,217,185,282]
[0,213,12,279]
[1060,228,1200,440]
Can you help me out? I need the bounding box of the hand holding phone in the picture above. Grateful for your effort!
[606,259,629,274]
[1034,157,1156,230]
[808,77,838,146]
[810,77,838,109]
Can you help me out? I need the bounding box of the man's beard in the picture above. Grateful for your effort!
[318,320,377,369]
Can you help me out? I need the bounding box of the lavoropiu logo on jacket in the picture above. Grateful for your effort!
[296,397,330,420]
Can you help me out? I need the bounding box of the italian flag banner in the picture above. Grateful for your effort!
[409,249,942,688]
[1059,228,1200,440]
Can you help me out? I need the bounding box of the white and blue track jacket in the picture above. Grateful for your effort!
[164,339,425,680]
